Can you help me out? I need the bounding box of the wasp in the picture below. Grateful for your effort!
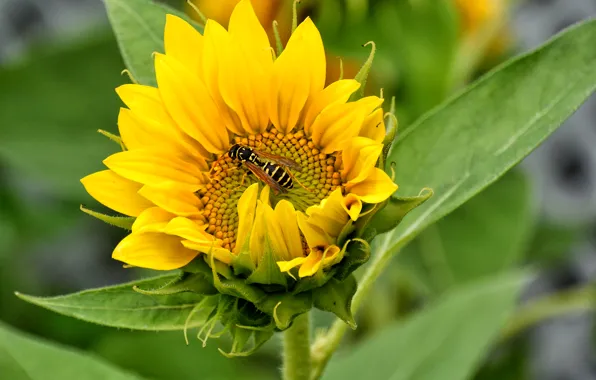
[227,144,304,194]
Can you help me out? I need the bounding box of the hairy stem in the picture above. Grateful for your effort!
[283,312,312,380]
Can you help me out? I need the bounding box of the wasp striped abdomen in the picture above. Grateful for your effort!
[260,161,293,189]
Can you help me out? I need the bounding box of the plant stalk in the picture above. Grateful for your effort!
[283,312,311,380]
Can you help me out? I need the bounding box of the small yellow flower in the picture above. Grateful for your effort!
[81,0,397,279]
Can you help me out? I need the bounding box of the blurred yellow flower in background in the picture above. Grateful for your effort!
[81,0,397,280]
[454,0,510,57]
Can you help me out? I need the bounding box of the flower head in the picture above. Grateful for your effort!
[81,0,400,354]
[83,0,396,278]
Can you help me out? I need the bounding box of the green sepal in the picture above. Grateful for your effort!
[133,272,217,296]
[246,241,288,287]
[256,292,313,330]
[291,268,337,295]
[380,97,398,168]
[313,275,358,329]
[209,254,266,304]
[337,220,355,247]
[231,250,256,277]
[97,129,125,150]
[349,41,376,101]
[365,188,434,236]
[80,206,134,230]
[233,300,272,328]
[219,326,275,358]
[333,239,371,282]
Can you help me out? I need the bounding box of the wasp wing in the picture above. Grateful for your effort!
[244,161,286,195]
[253,150,303,172]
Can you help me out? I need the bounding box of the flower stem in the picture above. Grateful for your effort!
[283,312,311,380]
[309,237,416,379]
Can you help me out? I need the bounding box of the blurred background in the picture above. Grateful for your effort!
[1,0,595,379]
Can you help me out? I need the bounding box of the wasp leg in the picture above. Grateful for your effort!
[288,171,313,193]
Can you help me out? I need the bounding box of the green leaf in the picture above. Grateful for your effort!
[92,331,277,380]
[367,188,433,236]
[313,276,357,329]
[0,34,123,199]
[15,275,207,331]
[0,322,143,380]
[104,0,203,87]
[378,20,596,260]
[133,272,217,296]
[323,272,527,380]
[399,171,533,291]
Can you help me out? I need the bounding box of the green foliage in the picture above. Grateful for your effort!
[399,171,533,292]
[0,35,122,199]
[375,19,596,261]
[322,272,527,380]
[15,275,205,331]
[92,331,278,380]
[0,322,143,380]
[104,0,202,86]
[312,276,358,329]
[374,0,460,123]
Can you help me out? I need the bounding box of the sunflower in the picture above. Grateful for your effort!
[81,0,397,280]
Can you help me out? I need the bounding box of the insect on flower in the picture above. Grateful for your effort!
[225,143,304,194]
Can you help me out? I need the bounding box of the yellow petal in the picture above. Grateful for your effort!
[138,183,203,217]
[360,108,386,142]
[304,79,360,134]
[259,184,271,205]
[181,240,234,264]
[277,256,306,274]
[228,0,272,69]
[113,232,198,270]
[116,84,210,160]
[269,18,325,134]
[298,249,323,277]
[297,212,334,248]
[81,170,152,217]
[347,168,398,204]
[218,39,271,135]
[262,200,302,262]
[154,53,229,153]
[305,188,349,238]
[163,217,212,242]
[132,207,175,233]
[262,205,288,260]
[298,18,326,100]
[341,136,383,184]
[164,15,204,76]
[343,193,362,221]
[103,149,207,191]
[202,20,245,136]
[234,183,259,254]
[298,245,342,278]
[248,199,267,264]
[311,96,383,154]
[273,201,303,260]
